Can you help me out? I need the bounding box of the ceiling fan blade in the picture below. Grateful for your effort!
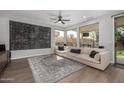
[62,19,71,21]
[61,21,65,24]
[50,18,57,20]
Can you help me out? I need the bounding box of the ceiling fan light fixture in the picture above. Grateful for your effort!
[82,16,86,19]
[58,21,61,24]
[49,11,70,24]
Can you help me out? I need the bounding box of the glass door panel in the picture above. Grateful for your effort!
[115,16,124,64]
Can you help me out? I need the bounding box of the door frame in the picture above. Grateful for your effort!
[113,14,124,64]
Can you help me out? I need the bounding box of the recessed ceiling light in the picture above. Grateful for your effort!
[82,16,86,19]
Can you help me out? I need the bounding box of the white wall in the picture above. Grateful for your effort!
[0,17,9,50]
[0,16,64,59]
[99,16,113,62]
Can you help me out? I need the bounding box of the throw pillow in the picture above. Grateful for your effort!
[98,46,104,49]
[58,46,64,51]
[89,50,99,58]
[70,49,81,54]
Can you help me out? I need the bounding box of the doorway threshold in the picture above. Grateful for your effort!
[114,63,124,69]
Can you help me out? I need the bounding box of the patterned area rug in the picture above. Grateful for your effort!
[28,54,86,83]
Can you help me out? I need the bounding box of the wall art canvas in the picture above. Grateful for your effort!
[10,21,51,50]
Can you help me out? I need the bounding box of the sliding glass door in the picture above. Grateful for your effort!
[115,16,124,65]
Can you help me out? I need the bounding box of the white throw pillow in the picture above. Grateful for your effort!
[94,53,100,61]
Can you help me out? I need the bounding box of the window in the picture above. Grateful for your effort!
[67,30,77,47]
[55,30,64,46]
[80,23,99,48]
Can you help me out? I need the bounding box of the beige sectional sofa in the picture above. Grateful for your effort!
[55,47,110,70]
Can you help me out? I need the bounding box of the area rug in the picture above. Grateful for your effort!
[28,54,86,83]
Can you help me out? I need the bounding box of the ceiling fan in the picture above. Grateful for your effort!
[49,11,71,24]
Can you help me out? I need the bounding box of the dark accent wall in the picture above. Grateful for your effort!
[10,21,51,50]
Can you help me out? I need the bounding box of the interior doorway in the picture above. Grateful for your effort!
[115,16,124,65]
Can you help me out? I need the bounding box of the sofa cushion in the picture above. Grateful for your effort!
[68,52,81,57]
[89,50,99,58]
[56,50,68,53]
[93,48,106,52]
[83,47,92,54]
[70,49,81,54]
[77,54,100,64]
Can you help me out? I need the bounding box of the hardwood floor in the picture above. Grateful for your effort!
[0,59,34,83]
[58,65,124,83]
[0,57,124,83]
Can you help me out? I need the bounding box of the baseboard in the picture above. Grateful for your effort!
[11,53,52,60]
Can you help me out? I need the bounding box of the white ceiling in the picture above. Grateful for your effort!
[0,10,118,27]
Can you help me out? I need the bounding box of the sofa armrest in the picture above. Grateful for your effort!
[99,51,110,69]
